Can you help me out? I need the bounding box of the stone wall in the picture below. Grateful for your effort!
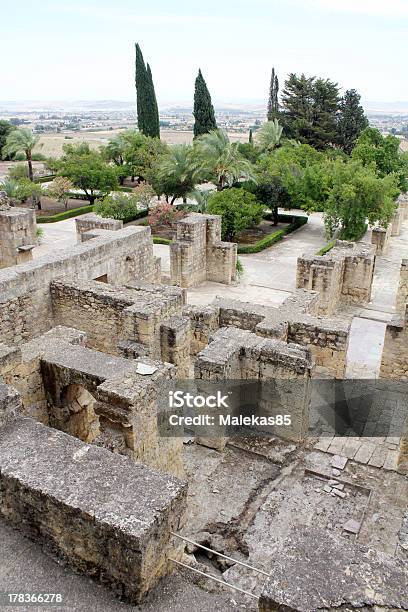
[0,203,37,269]
[391,205,404,236]
[75,213,123,242]
[0,226,159,346]
[185,291,350,378]
[51,278,188,371]
[395,259,408,315]
[296,240,376,315]
[170,213,237,288]
[0,382,21,428]
[0,416,187,603]
[195,326,313,449]
[371,224,391,255]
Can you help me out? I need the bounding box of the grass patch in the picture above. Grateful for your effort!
[238,214,308,254]
[316,240,336,256]
[152,236,171,245]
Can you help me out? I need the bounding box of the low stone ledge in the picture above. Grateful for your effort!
[0,417,187,603]
[259,526,408,612]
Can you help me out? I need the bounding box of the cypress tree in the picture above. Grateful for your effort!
[193,69,217,138]
[146,63,160,138]
[135,43,148,134]
[267,68,279,121]
[135,43,160,138]
[249,128,253,144]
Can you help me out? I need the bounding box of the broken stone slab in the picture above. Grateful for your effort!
[0,417,187,604]
[343,519,361,534]
[323,485,332,493]
[259,526,408,611]
[331,454,348,470]
[333,488,346,498]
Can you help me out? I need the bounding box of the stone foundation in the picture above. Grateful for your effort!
[296,240,375,315]
[0,416,187,604]
[0,202,37,269]
[170,213,237,287]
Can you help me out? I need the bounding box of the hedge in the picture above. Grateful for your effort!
[237,214,308,254]
[37,205,95,223]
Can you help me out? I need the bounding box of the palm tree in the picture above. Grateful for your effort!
[3,128,41,181]
[187,187,214,213]
[255,119,283,153]
[195,129,256,190]
[156,144,201,204]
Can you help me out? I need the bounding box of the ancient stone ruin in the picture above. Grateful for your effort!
[170,212,237,287]
[0,199,407,609]
[0,194,37,268]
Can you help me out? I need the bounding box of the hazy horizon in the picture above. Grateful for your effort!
[2,0,407,105]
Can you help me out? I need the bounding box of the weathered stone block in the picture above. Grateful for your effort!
[0,417,187,603]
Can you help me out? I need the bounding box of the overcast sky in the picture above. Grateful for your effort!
[2,0,407,104]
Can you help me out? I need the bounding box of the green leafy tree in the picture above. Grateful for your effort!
[207,187,264,241]
[95,192,143,222]
[267,67,279,121]
[135,43,160,138]
[280,74,340,149]
[324,159,399,240]
[195,129,256,190]
[154,144,200,204]
[14,178,43,209]
[261,143,331,212]
[2,128,41,181]
[193,69,217,138]
[101,132,128,183]
[336,89,368,154]
[121,130,168,182]
[255,119,283,153]
[0,120,16,159]
[352,127,408,190]
[46,176,73,210]
[55,143,118,205]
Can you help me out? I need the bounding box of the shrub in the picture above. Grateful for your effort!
[148,202,184,229]
[8,163,28,181]
[207,187,265,241]
[95,192,144,223]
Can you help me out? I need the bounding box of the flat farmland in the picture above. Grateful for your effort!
[35,129,249,157]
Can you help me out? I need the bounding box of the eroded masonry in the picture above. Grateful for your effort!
[0,200,407,610]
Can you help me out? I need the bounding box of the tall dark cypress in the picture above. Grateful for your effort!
[135,43,148,134]
[267,68,279,121]
[337,89,368,154]
[135,44,160,138]
[146,63,160,138]
[193,69,217,138]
